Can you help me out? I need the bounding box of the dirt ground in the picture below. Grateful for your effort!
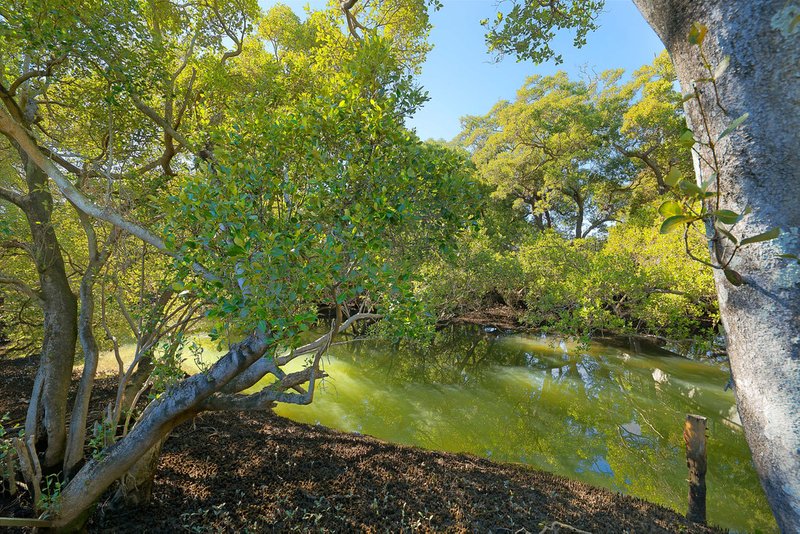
[0,355,721,533]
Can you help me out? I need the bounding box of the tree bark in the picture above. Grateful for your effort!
[633,1,800,529]
[51,329,273,528]
[574,197,584,240]
[64,223,118,478]
[19,155,77,471]
[111,438,166,507]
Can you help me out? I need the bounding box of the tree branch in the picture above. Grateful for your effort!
[0,272,43,306]
[0,185,26,207]
[0,105,170,253]
[130,94,197,155]
[7,55,67,95]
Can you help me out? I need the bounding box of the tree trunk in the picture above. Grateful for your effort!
[20,155,77,471]
[50,330,272,528]
[633,1,800,529]
[574,200,584,240]
[111,438,166,507]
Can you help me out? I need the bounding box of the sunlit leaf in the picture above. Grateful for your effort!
[665,167,682,187]
[658,201,684,218]
[717,112,749,141]
[660,215,696,234]
[714,56,730,79]
[688,22,708,45]
[679,130,695,147]
[678,180,704,198]
[740,227,780,246]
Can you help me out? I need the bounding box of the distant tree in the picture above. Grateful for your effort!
[456,59,688,240]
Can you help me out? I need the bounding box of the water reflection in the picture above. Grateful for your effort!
[269,326,776,533]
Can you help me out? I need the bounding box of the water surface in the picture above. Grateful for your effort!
[269,327,775,533]
[102,326,776,532]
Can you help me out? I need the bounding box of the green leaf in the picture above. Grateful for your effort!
[660,215,696,234]
[778,253,799,264]
[701,173,717,192]
[171,281,185,292]
[715,224,738,244]
[233,235,245,248]
[678,180,704,198]
[679,130,695,147]
[688,22,708,45]
[740,227,780,246]
[713,209,740,225]
[717,112,749,141]
[665,167,682,187]
[724,268,744,286]
[713,56,730,79]
[658,201,684,218]
[791,13,800,32]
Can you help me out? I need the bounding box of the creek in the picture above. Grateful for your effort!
[103,325,776,532]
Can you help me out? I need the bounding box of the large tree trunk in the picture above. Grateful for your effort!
[20,155,78,471]
[633,1,800,530]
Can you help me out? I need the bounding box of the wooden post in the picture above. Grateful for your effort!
[684,414,707,524]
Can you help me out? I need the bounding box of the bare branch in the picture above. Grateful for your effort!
[130,94,197,155]
[0,105,169,252]
[220,312,382,396]
[0,185,26,207]
[7,55,66,95]
[0,271,42,306]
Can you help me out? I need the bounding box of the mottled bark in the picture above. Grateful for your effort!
[19,156,77,470]
[63,224,118,478]
[633,1,800,529]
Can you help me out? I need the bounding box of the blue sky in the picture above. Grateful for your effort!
[261,1,665,141]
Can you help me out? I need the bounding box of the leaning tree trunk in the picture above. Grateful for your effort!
[633,1,800,530]
[20,155,78,471]
[111,438,167,508]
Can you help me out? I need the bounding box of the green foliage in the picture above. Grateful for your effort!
[483,0,605,64]
[520,219,715,341]
[457,69,638,240]
[417,227,527,318]
[163,35,480,351]
[38,474,62,518]
[0,413,21,481]
[88,418,115,461]
[430,52,718,345]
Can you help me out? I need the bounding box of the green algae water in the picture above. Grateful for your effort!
[102,326,776,532]
[271,327,775,533]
